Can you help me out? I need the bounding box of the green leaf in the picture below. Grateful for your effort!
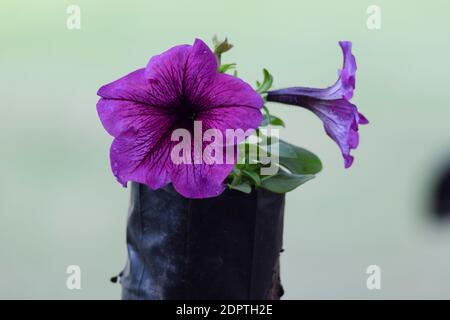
[278,140,322,175]
[256,69,274,94]
[261,113,286,127]
[233,136,322,193]
[228,182,252,194]
[261,169,314,194]
[219,63,236,73]
[256,130,279,146]
[242,169,261,186]
[237,143,260,164]
[262,105,271,121]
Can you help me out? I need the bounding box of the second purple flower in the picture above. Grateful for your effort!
[267,42,368,168]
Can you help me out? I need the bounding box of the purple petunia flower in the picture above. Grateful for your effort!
[97,39,263,198]
[267,41,368,168]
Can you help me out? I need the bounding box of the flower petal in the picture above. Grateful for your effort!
[97,98,173,137]
[182,39,219,102]
[306,98,363,168]
[320,41,357,100]
[267,41,356,101]
[197,73,263,138]
[337,41,357,100]
[170,163,233,198]
[109,121,176,189]
[267,92,367,168]
[145,39,218,106]
[97,68,175,107]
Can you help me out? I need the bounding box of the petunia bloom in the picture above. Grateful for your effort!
[266,41,368,168]
[97,39,263,198]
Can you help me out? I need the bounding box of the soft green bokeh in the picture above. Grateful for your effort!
[1,0,450,299]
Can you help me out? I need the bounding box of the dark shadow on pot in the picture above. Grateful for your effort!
[431,162,450,220]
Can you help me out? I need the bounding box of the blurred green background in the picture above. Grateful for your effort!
[1,0,450,299]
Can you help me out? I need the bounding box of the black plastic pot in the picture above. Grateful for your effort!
[119,182,285,300]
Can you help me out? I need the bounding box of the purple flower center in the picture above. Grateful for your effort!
[173,96,199,126]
